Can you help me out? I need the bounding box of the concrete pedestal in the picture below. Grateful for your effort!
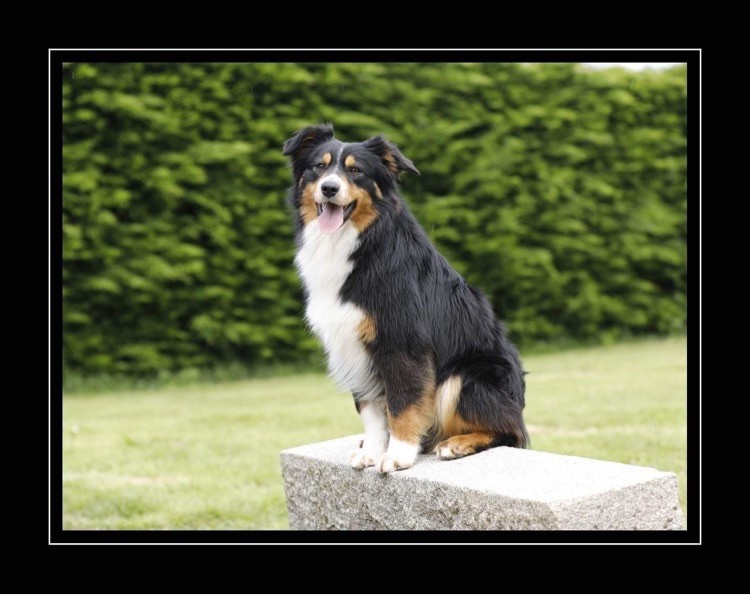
[280,435,684,530]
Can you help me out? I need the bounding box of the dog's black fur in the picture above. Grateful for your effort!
[284,123,528,470]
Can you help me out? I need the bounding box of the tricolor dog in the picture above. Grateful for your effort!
[284,123,528,473]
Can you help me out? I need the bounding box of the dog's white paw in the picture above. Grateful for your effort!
[350,449,379,469]
[375,452,415,474]
[375,438,419,473]
[435,443,459,460]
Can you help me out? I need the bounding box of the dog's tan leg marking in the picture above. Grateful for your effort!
[376,379,435,473]
[435,432,495,460]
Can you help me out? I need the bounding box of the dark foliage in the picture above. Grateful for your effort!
[62,63,686,375]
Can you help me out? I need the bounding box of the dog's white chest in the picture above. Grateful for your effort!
[295,221,381,400]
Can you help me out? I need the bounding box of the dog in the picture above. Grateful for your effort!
[283,123,528,473]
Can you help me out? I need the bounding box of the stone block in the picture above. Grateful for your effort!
[280,435,684,530]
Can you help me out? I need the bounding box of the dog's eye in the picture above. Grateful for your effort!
[350,166,361,174]
[314,163,326,170]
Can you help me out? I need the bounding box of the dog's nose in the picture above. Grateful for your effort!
[321,181,340,198]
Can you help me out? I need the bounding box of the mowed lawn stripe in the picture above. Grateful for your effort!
[63,336,687,529]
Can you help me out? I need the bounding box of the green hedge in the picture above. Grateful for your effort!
[62,63,687,375]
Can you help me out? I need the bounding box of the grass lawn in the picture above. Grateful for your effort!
[62,336,687,529]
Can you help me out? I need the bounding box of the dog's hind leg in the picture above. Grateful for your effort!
[433,357,529,461]
[434,431,525,459]
[434,432,497,459]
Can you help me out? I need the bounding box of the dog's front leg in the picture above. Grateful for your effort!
[374,352,435,473]
[350,399,389,469]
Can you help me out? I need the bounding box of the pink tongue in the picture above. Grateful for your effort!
[318,203,345,234]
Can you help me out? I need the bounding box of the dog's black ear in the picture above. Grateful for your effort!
[363,135,420,177]
[283,123,334,162]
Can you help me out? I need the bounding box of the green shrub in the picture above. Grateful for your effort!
[62,63,686,375]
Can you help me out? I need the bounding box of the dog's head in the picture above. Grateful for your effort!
[283,123,419,234]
